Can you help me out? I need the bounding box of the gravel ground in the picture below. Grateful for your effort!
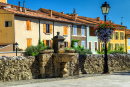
[0,71,130,87]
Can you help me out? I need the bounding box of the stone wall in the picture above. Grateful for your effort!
[0,56,40,81]
[0,53,130,82]
[79,54,130,74]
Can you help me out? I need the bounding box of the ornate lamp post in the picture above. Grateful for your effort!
[15,42,18,56]
[101,2,110,73]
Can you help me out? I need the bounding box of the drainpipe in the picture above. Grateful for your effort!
[71,24,73,47]
[85,25,87,49]
[53,21,54,37]
[39,19,41,44]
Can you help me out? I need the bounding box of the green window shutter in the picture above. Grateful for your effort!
[112,35,113,39]
[120,32,122,40]
[118,44,119,50]
[123,32,124,40]
[115,44,116,50]
[112,43,113,51]
[118,32,119,40]
[115,32,116,40]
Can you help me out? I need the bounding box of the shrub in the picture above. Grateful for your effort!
[25,46,39,56]
[74,45,92,55]
[109,51,127,54]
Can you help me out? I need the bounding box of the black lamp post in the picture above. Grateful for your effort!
[15,42,18,56]
[101,2,110,74]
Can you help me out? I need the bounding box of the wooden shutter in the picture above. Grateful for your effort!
[27,38,31,47]
[123,32,124,39]
[64,26,67,35]
[43,23,46,33]
[115,32,116,40]
[68,42,70,48]
[50,24,53,34]
[118,32,119,40]
[51,40,53,48]
[26,20,31,30]
[112,43,113,51]
[44,40,46,46]
[95,42,97,51]
[89,42,91,51]
[118,44,119,50]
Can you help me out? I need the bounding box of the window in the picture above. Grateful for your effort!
[101,43,104,50]
[43,24,52,33]
[73,25,77,35]
[81,26,85,36]
[115,43,119,51]
[121,43,124,50]
[26,20,31,30]
[64,42,68,47]
[128,38,130,46]
[5,21,12,27]
[81,41,85,48]
[89,26,96,36]
[46,40,51,47]
[120,32,124,40]
[128,50,130,54]
[27,38,31,47]
[74,42,77,47]
[115,32,119,40]
[89,42,91,51]
[64,26,68,35]
[46,24,50,33]
[110,43,113,51]
[110,34,113,39]
[95,42,97,51]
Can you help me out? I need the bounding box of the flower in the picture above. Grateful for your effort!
[95,21,117,42]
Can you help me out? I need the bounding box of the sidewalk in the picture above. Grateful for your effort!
[1,71,130,87]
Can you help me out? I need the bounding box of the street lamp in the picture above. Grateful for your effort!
[101,2,110,74]
[15,42,18,56]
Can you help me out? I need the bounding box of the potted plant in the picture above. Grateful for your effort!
[39,46,54,54]
[64,47,75,53]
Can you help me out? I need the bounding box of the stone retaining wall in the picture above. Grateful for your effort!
[0,56,40,81]
[0,54,130,82]
[79,54,130,74]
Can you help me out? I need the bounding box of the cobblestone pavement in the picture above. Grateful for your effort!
[1,71,130,87]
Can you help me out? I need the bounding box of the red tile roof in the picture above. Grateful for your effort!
[0,2,127,28]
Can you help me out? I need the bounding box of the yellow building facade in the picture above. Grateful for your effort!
[99,27,126,52]
[125,29,130,53]
[0,9,15,45]
[0,0,7,3]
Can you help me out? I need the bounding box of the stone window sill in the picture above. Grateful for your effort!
[45,33,51,35]
[63,35,68,37]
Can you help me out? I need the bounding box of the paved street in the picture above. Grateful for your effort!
[8,72,130,87]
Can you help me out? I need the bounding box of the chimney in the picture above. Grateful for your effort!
[18,1,20,11]
[72,14,78,21]
[61,11,64,14]
[49,10,52,17]
[23,1,25,8]
[22,7,26,12]
[97,17,100,21]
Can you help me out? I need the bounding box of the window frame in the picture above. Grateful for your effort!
[73,25,77,35]
[115,32,119,40]
[46,24,50,33]
[81,26,85,36]
[81,41,85,48]
[74,42,77,47]
[5,21,12,27]
[46,40,51,47]
[89,41,92,51]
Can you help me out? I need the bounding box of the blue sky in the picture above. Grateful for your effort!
[7,0,130,29]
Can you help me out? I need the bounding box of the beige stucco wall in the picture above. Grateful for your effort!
[14,16,39,50]
[54,22,71,42]
[14,16,71,50]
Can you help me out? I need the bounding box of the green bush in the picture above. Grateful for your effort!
[25,46,39,56]
[74,45,92,55]
[109,51,127,54]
